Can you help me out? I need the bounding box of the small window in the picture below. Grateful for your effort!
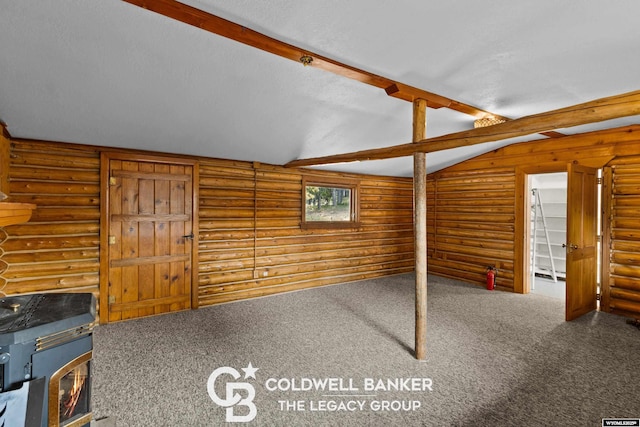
[302,177,360,229]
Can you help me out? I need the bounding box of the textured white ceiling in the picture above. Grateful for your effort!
[1,0,639,176]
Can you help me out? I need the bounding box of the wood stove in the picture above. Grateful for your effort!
[0,293,95,427]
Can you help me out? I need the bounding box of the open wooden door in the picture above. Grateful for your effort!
[565,163,598,321]
[100,153,197,323]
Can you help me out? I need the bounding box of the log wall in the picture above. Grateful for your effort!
[603,160,640,317]
[1,140,101,298]
[5,124,640,320]
[197,160,414,306]
[0,136,414,313]
[427,168,516,289]
[428,125,640,319]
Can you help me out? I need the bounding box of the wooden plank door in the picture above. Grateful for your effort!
[103,155,196,322]
[565,164,598,321]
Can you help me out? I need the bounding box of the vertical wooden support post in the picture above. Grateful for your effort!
[513,167,527,294]
[600,166,613,312]
[253,161,260,279]
[413,99,427,360]
[0,123,10,196]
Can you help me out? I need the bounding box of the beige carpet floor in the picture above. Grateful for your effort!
[91,273,640,426]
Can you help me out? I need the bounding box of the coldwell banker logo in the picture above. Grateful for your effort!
[207,363,259,422]
[208,363,433,423]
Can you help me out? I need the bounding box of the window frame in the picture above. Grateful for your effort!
[301,176,361,229]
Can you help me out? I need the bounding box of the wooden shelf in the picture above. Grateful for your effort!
[0,202,36,227]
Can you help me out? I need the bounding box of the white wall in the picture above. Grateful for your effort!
[531,172,567,189]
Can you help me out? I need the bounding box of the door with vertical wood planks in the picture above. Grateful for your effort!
[105,156,195,322]
[565,164,598,321]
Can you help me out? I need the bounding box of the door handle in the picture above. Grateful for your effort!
[563,243,578,253]
[182,232,194,240]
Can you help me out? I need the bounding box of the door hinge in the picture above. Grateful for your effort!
[597,177,603,185]
[108,295,116,304]
[109,176,117,186]
[108,235,116,245]
[596,293,601,301]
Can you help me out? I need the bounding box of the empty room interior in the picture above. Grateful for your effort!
[1,1,640,426]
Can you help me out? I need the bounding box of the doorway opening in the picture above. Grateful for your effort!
[525,169,602,314]
[529,172,568,300]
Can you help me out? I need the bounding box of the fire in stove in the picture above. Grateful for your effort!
[53,352,91,426]
[0,293,95,427]
[61,365,87,419]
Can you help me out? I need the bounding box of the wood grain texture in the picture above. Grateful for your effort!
[0,127,9,195]
[104,156,194,321]
[427,169,516,289]
[428,125,640,321]
[0,203,36,226]
[605,162,640,318]
[6,124,640,321]
[2,140,100,301]
[413,99,428,360]
[0,136,416,317]
[197,160,414,306]
[565,164,598,320]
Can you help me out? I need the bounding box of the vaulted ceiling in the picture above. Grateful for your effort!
[1,1,639,177]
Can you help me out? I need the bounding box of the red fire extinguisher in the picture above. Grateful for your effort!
[486,266,496,291]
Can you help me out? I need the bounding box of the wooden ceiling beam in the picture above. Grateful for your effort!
[122,0,453,107]
[122,0,562,137]
[285,89,640,168]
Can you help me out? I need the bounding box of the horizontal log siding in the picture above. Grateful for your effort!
[427,168,517,289]
[4,125,640,319]
[430,126,640,313]
[607,164,640,317]
[1,140,100,299]
[1,139,414,312]
[198,161,414,306]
